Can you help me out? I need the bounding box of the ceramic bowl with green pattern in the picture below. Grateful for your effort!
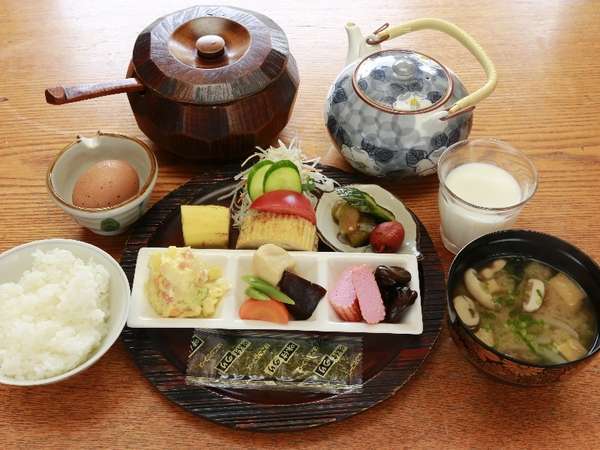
[47,132,158,235]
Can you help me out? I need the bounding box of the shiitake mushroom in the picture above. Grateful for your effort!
[384,286,418,323]
[374,265,411,289]
[374,265,417,323]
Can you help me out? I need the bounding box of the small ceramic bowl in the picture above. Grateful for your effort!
[47,132,158,235]
[447,229,600,386]
[0,239,130,386]
[316,184,419,256]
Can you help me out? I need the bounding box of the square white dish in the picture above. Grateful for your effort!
[128,248,422,334]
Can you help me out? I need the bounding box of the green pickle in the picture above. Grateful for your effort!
[186,330,363,393]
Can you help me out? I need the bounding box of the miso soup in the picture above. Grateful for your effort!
[452,257,597,365]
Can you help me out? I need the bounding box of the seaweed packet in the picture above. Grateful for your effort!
[186,329,363,393]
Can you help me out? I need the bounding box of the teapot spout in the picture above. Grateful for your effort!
[345,22,381,66]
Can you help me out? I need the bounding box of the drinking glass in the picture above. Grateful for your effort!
[437,138,538,254]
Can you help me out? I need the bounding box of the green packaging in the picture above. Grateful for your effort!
[186,329,363,393]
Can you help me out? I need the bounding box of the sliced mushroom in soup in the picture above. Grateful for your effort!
[453,257,597,365]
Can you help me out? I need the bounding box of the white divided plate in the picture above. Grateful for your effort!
[128,248,422,335]
[316,184,419,256]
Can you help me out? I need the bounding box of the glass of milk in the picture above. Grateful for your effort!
[437,139,538,253]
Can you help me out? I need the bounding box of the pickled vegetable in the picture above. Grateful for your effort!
[332,201,377,247]
[370,221,405,253]
[335,187,395,222]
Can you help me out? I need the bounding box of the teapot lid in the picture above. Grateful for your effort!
[352,49,453,114]
[132,6,291,105]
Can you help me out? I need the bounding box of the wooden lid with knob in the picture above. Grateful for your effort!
[131,6,292,105]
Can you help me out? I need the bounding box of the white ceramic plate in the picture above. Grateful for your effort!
[316,184,419,256]
[0,239,130,386]
[128,248,422,335]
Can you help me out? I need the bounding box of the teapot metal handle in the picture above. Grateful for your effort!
[367,18,497,118]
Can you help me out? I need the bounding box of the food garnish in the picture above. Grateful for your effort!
[242,275,295,305]
[279,271,327,320]
[223,140,336,228]
[181,205,230,248]
[146,247,229,317]
[233,142,326,251]
[263,160,303,194]
[239,298,291,324]
[369,221,405,253]
[250,191,316,225]
[335,187,395,222]
[246,160,274,200]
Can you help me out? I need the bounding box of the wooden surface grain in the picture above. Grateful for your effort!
[1,0,599,448]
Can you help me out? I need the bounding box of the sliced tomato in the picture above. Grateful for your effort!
[250,190,316,225]
[239,298,291,324]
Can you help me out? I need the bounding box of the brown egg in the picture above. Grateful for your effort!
[72,160,140,208]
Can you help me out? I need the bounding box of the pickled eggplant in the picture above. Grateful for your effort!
[278,271,327,320]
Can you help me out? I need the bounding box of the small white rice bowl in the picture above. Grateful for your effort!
[0,239,129,386]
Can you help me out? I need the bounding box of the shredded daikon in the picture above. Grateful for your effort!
[220,139,337,227]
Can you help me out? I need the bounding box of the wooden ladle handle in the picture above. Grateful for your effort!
[45,78,145,105]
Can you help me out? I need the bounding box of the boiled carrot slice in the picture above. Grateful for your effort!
[239,298,291,324]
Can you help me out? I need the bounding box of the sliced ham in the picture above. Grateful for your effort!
[328,267,362,322]
[351,265,385,324]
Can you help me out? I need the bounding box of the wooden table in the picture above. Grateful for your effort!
[1,0,599,447]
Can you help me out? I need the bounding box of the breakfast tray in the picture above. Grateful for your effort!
[120,165,445,432]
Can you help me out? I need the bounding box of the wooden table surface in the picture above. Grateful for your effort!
[1,0,600,448]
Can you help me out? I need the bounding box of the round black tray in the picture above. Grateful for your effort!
[120,166,445,432]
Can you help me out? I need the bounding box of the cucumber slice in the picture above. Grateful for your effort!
[247,160,273,200]
[263,160,302,193]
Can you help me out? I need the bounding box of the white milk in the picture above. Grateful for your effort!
[439,162,523,252]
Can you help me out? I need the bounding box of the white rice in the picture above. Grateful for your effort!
[0,248,110,380]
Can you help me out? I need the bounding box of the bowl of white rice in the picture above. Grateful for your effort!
[0,239,130,386]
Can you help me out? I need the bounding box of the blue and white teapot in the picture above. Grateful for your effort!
[325,18,497,178]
